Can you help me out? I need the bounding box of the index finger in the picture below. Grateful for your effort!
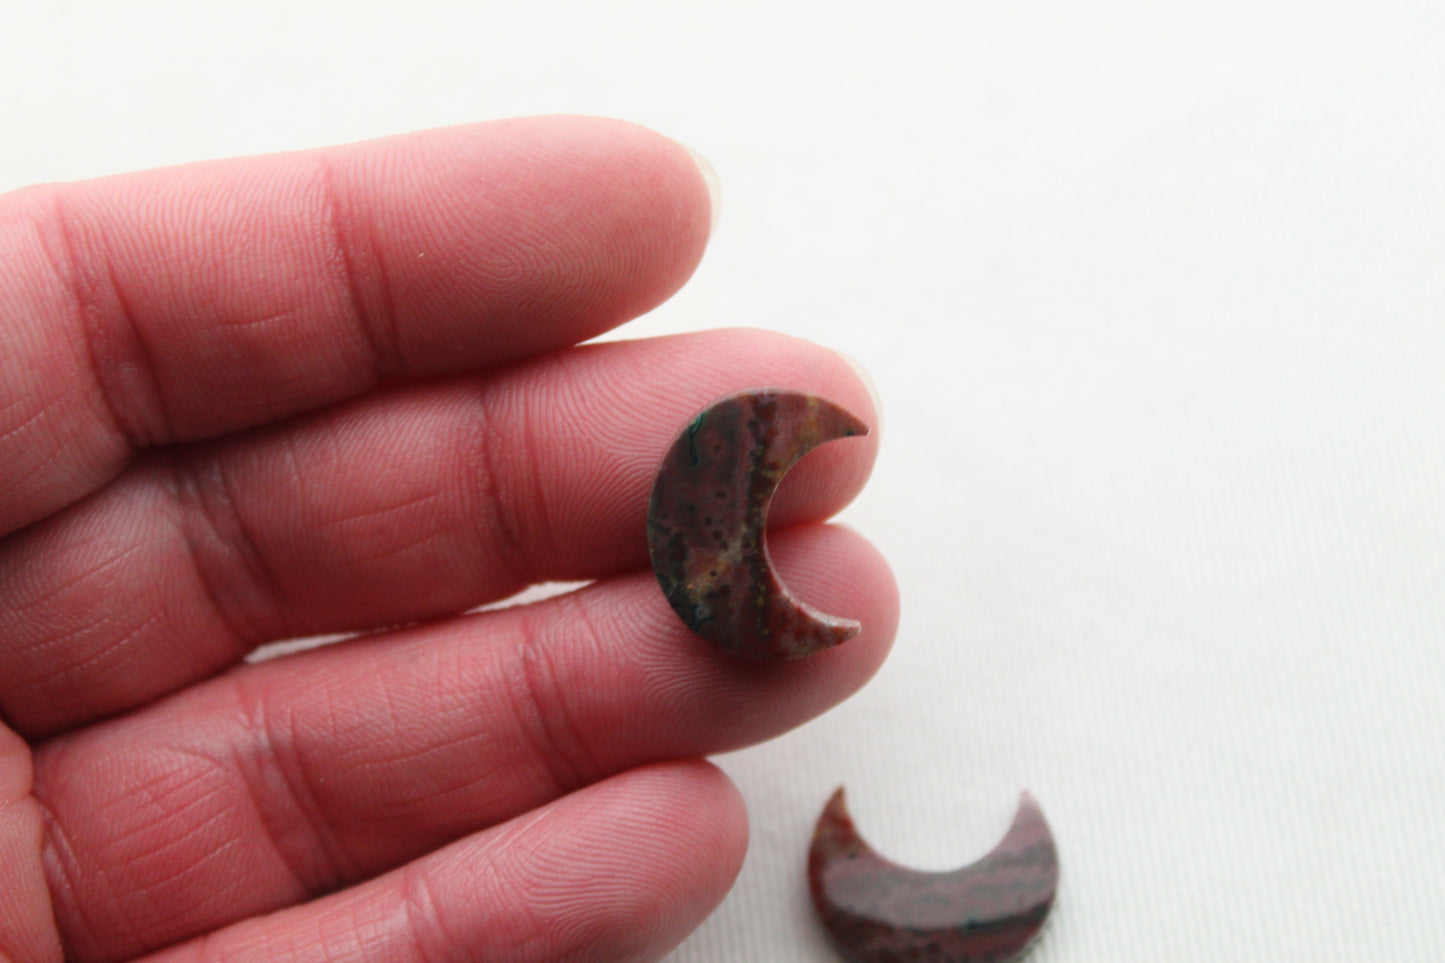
[0,115,713,537]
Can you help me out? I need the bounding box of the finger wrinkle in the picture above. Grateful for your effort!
[30,790,109,961]
[502,595,619,799]
[166,450,291,646]
[313,484,452,574]
[32,742,250,959]
[508,385,567,573]
[254,632,522,833]
[0,476,243,738]
[3,524,150,612]
[315,484,448,534]
[336,683,499,808]
[35,187,168,450]
[0,387,60,453]
[227,674,357,895]
[0,546,166,729]
[501,607,589,799]
[313,154,402,384]
[74,743,232,827]
[0,195,133,535]
[16,605,165,707]
[396,864,450,963]
[320,646,521,824]
[466,387,540,594]
[344,737,504,824]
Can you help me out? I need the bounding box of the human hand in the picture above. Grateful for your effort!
[0,116,898,963]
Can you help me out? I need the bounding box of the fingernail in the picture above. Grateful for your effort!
[680,142,722,236]
[837,350,883,432]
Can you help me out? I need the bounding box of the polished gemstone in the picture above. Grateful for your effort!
[646,388,868,660]
[809,789,1059,963]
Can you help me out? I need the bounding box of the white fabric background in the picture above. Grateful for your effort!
[4,2,1443,959]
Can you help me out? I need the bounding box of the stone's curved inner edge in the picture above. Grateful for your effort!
[646,388,868,660]
[808,788,1060,963]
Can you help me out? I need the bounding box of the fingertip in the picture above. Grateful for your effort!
[485,116,715,323]
[449,117,703,343]
[508,760,750,961]
[626,758,750,890]
[676,141,723,236]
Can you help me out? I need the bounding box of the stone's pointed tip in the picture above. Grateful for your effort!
[836,350,882,433]
[1012,791,1054,836]
[812,787,851,842]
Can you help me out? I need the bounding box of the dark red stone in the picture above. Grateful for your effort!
[809,789,1059,963]
[646,389,869,660]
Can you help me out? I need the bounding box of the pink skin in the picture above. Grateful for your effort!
[0,116,900,963]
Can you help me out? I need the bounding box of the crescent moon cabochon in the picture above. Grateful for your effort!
[646,389,870,660]
[809,789,1059,963]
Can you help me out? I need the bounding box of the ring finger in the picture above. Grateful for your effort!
[34,523,898,962]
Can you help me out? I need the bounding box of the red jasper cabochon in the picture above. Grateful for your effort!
[809,789,1059,963]
[646,389,869,660]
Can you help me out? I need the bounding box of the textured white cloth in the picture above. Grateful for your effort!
[5,2,1442,958]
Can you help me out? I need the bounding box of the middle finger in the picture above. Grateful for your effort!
[0,328,877,737]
